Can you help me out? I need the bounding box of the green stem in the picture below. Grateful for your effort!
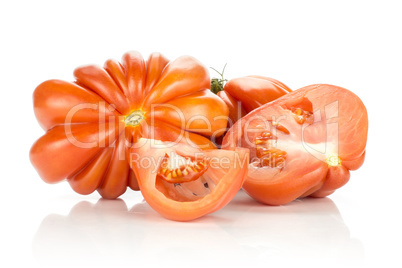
[210,63,228,94]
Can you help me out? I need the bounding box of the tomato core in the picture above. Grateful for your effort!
[124,110,145,126]
[326,153,342,167]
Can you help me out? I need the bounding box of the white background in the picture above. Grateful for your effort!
[1,0,400,267]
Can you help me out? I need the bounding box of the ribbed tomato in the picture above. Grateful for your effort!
[222,84,368,205]
[130,139,249,221]
[212,75,291,124]
[30,51,229,199]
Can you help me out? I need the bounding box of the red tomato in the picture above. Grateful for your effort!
[222,84,368,205]
[30,51,229,199]
[212,75,291,125]
[130,139,249,221]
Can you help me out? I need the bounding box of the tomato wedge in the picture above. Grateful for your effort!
[30,51,229,199]
[130,139,249,221]
[222,84,368,205]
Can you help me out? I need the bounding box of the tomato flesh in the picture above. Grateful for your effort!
[223,84,368,205]
[155,167,216,202]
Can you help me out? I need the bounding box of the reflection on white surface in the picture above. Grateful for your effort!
[32,191,364,267]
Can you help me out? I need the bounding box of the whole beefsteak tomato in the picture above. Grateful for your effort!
[222,84,368,205]
[30,51,229,199]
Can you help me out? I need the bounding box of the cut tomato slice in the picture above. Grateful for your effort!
[129,139,249,221]
[222,84,368,205]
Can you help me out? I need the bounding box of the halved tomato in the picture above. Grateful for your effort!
[129,139,249,221]
[222,84,368,205]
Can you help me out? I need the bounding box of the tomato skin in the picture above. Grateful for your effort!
[30,121,121,184]
[218,76,291,124]
[310,165,350,198]
[30,51,229,199]
[222,84,368,205]
[130,139,249,221]
[216,90,247,127]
